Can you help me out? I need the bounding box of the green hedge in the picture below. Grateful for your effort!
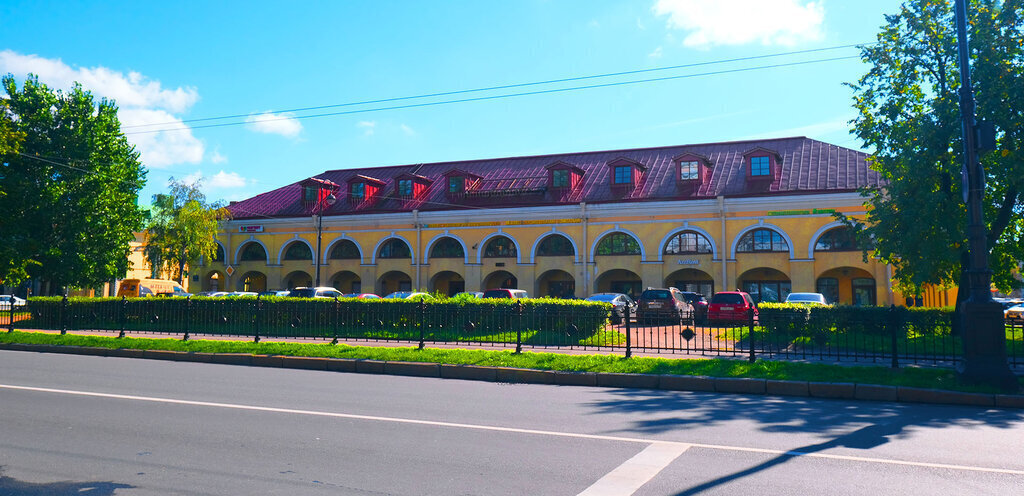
[21,296,611,343]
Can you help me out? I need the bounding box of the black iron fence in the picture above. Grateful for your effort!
[2,296,1022,370]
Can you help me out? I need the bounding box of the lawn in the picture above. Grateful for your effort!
[1,331,1020,394]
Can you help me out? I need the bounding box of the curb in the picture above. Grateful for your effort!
[0,342,1020,409]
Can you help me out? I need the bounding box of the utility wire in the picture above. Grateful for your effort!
[121,42,872,130]
[16,152,493,217]
[128,54,861,135]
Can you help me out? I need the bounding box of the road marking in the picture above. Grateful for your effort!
[577,443,690,496]
[3,383,1024,477]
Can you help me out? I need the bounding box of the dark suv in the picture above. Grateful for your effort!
[680,292,709,324]
[636,287,694,325]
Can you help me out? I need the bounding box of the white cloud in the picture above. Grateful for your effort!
[357,120,376,137]
[245,111,303,138]
[181,170,249,190]
[118,108,204,168]
[400,124,416,136]
[648,46,664,59]
[210,148,227,164]
[207,170,249,189]
[0,50,205,169]
[652,0,824,48]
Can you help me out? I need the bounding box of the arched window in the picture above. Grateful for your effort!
[664,231,712,254]
[378,239,411,259]
[239,242,267,262]
[329,240,360,259]
[212,244,225,262]
[283,242,312,260]
[596,233,641,256]
[537,235,575,257]
[736,228,788,253]
[484,236,517,258]
[814,227,857,252]
[430,237,465,258]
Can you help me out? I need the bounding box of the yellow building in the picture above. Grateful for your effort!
[207,137,896,305]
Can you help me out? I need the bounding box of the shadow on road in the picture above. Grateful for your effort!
[587,389,1024,494]
[0,468,133,496]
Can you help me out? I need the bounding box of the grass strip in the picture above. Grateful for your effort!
[1,331,1020,395]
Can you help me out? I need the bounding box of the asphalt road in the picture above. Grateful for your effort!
[1,350,1022,495]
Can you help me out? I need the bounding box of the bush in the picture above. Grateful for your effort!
[20,295,610,343]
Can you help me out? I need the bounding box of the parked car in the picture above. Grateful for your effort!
[0,295,26,310]
[1005,304,1024,323]
[117,278,190,297]
[481,289,529,299]
[287,287,343,298]
[343,293,382,299]
[204,292,230,297]
[384,291,433,300]
[784,292,830,306]
[226,291,259,297]
[585,292,636,324]
[636,287,694,324]
[454,291,484,299]
[707,291,758,324]
[258,290,290,297]
[679,292,709,324]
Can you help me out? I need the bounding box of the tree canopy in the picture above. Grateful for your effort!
[144,179,228,285]
[846,0,1024,295]
[0,75,147,292]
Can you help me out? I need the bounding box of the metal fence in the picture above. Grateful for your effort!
[2,296,1022,370]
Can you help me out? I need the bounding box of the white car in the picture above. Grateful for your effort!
[0,295,26,310]
[286,287,343,298]
[784,292,830,305]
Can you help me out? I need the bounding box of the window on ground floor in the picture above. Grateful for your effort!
[742,280,791,303]
[852,278,876,306]
[816,277,839,304]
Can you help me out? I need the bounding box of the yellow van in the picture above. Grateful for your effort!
[116,278,190,297]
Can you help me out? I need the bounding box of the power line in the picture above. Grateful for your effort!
[127,54,862,135]
[121,42,872,130]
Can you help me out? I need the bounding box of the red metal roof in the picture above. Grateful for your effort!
[226,136,878,220]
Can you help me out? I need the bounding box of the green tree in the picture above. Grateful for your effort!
[144,179,228,285]
[845,0,1024,300]
[0,75,146,292]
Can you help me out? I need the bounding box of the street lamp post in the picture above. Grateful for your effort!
[314,192,337,288]
[953,0,1016,391]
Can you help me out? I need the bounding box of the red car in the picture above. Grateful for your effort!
[707,291,758,324]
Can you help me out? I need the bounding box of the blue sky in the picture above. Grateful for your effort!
[1,0,901,205]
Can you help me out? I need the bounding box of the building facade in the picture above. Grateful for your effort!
[210,136,897,305]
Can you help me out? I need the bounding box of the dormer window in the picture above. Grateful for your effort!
[350,182,365,201]
[680,161,700,181]
[607,158,645,189]
[299,177,340,208]
[750,156,770,177]
[613,166,632,185]
[553,169,569,188]
[672,153,711,191]
[448,176,463,193]
[346,174,385,204]
[545,161,584,190]
[742,147,781,180]
[443,169,481,197]
[398,179,413,197]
